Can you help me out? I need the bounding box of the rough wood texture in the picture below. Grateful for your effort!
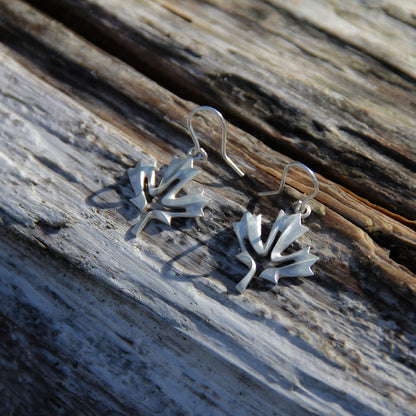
[0,1,415,415]
[25,0,416,220]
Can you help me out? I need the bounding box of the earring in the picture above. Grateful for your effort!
[127,106,244,236]
[233,162,319,293]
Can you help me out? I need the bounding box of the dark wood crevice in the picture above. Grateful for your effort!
[23,0,209,104]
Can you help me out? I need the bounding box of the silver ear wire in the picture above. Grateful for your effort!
[187,106,245,177]
[259,161,319,217]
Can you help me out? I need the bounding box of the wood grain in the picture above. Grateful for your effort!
[0,0,415,414]
[26,0,416,220]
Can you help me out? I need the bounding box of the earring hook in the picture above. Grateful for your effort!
[187,106,244,177]
[259,161,319,216]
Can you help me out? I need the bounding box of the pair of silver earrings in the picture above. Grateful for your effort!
[126,106,319,293]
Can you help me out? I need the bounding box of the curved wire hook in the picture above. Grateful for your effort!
[187,106,244,177]
[259,161,319,216]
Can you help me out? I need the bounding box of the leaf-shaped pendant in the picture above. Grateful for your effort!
[233,210,318,293]
[128,156,209,235]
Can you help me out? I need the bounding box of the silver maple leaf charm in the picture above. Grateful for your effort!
[127,156,209,235]
[233,210,318,293]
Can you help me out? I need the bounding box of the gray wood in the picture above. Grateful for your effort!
[0,1,415,415]
[26,0,416,219]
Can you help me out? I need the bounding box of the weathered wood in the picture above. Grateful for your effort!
[0,0,415,415]
[0,0,415,295]
[26,0,416,220]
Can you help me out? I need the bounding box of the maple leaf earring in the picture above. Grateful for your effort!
[233,162,319,293]
[127,106,244,236]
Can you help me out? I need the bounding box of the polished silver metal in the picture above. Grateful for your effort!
[187,106,244,177]
[128,156,208,235]
[127,106,244,235]
[233,161,319,293]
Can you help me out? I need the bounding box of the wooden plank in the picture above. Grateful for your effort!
[26,0,416,220]
[3,228,314,416]
[0,0,415,296]
[0,1,415,414]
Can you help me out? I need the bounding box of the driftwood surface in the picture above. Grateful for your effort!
[0,0,415,414]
